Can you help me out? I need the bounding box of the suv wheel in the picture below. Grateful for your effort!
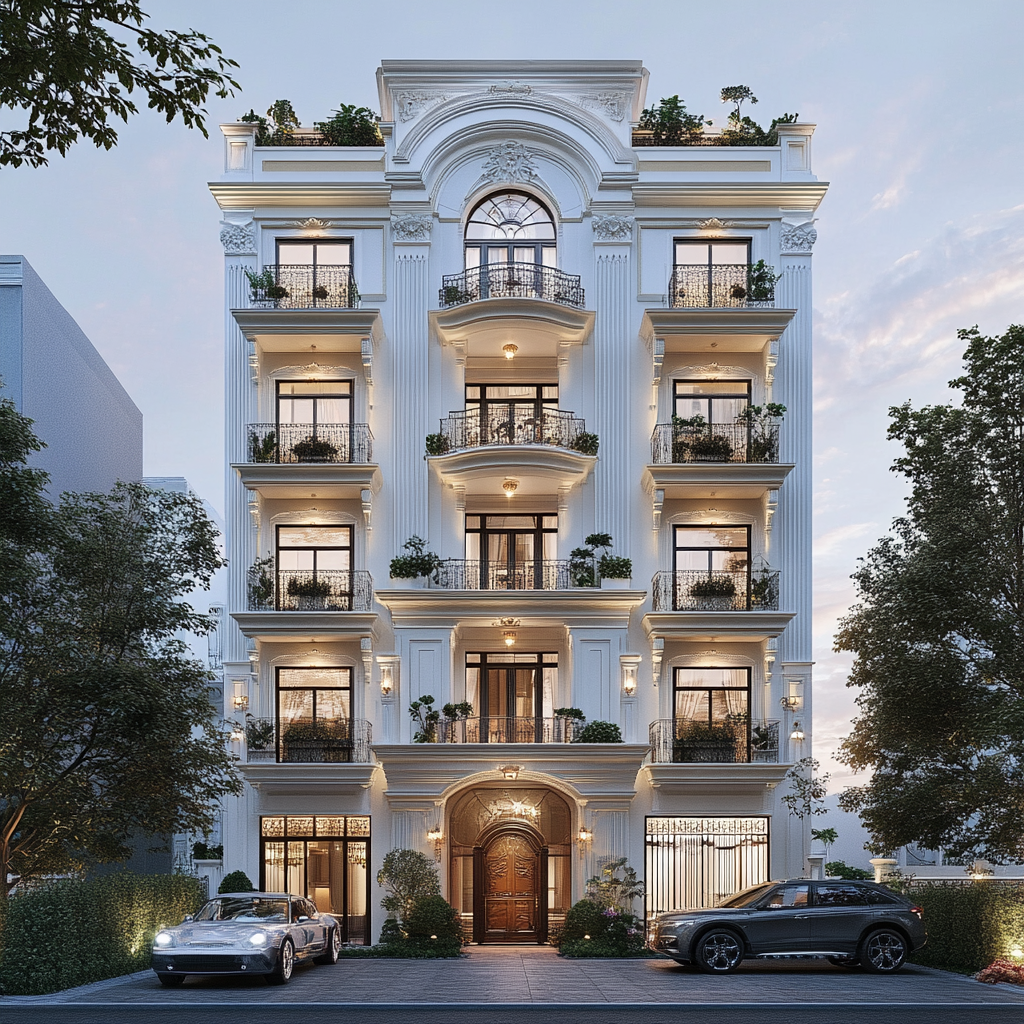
[694,929,743,974]
[860,929,908,973]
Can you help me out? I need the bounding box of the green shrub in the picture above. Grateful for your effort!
[218,870,255,894]
[313,104,384,146]
[577,721,623,743]
[570,432,600,456]
[390,536,441,579]
[376,849,440,922]
[0,873,204,995]
[401,894,463,956]
[558,899,645,958]
[825,860,873,880]
[425,433,451,456]
[896,882,1024,975]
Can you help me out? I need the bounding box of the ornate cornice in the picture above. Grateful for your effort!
[591,213,634,241]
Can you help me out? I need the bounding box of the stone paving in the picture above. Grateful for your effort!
[6,945,1024,1006]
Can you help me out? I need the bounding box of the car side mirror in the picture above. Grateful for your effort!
[297,915,310,922]
[183,915,194,923]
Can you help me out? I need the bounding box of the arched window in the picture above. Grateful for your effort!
[465,191,556,269]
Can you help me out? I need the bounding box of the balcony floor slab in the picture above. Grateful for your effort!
[428,445,595,497]
[232,307,382,352]
[643,307,796,352]
[233,462,381,499]
[643,610,795,642]
[241,762,378,797]
[643,462,794,499]
[231,610,378,642]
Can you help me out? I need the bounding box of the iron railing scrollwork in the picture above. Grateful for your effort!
[438,408,586,451]
[245,717,372,763]
[246,264,358,309]
[426,716,583,744]
[439,263,584,309]
[248,568,373,612]
[669,264,776,308]
[432,558,572,591]
[650,422,780,464]
[247,423,373,464]
[649,718,780,764]
[651,567,780,612]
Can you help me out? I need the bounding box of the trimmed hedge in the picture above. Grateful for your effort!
[0,872,204,995]
[903,882,1024,975]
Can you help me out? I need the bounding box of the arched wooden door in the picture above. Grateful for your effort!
[473,828,548,943]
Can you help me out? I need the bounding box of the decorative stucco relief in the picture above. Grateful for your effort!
[488,82,532,97]
[294,217,332,233]
[780,222,818,253]
[480,141,539,184]
[394,91,448,122]
[390,213,432,241]
[574,92,631,122]
[219,221,256,255]
[591,214,634,241]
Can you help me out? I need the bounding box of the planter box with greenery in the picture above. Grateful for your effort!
[285,575,333,609]
[281,719,353,763]
[570,534,631,588]
[425,432,451,456]
[577,720,623,743]
[673,721,740,763]
[290,435,339,462]
[390,536,441,584]
[569,431,600,456]
[689,574,737,610]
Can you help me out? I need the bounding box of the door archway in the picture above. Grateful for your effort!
[474,821,547,943]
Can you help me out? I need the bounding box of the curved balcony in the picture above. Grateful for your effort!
[440,263,583,309]
[436,408,587,452]
[245,718,372,764]
[235,423,380,499]
[649,718,780,764]
[669,264,775,309]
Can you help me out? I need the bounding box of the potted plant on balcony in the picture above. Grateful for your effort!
[244,715,276,759]
[570,534,632,588]
[751,722,778,762]
[673,720,738,763]
[750,563,778,608]
[282,718,352,762]
[737,403,786,463]
[244,267,289,304]
[671,414,735,462]
[248,428,278,463]
[554,707,586,742]
[569,431,600,456]
[577,721,623,743]
[425,432,451,456]
[689,574,737,610]
[192,841,224,863]
[440,701,474,742]
[442,283,472,305]
[390,536,441,587]
[291,434,339,462]
[747,260,780,304]
[247,555,275,610]
[409,695,441,743]
[286,575,332,610]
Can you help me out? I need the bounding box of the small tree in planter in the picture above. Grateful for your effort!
[291,434,339,462]
[425,432,451,456]
[569,431,600,456]
[244,267,288,303]
[689,574,737,609]
[747,259,780,303]
[554,707,586,742]
[390,536,441,583]
[440,701,473,742]
[673,720,739,762]
[248,428,278,463]
[409,695,441,743]
[245,715,276,758]
[219,870,255,894]
[377,849,441,925]
[671,413,734,462]
[314,103,384,146]
[570,533,631,587]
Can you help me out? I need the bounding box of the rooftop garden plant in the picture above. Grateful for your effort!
[242,100,384,146]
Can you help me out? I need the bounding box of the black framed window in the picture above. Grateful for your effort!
[276,525,353,609]
[465,514,558,590]
[260,815,370,944]
[673,667,750,724]
[672,239,752,308]
[674,239,750,268]
[276,239,352,266]
[465,384,558,445]
[277,667,352,733]
[278,380,352,427]
[465,192,556,268]
[465,652,558,742]
[673,525,750,575]
[674,380,750,424]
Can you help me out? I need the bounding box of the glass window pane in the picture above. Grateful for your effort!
[316,689,350,721]
[278,381,351,396]
[541,246,557,267]
[264,841,285,892]
[710,243,749,265]
[315,549,351,571]
[279,668,351,688]
[514,668,536,718]
[278,548,313,571]
[278,398,314,423]
[287,841,305,895]
[347,842,368,942]
[513,246,537,264]
[465,246,481,269]
[278,243,315,265]
[278,526,352,548]
[466,666,480,708]
[313,243,351,266]
[676,381,750,397]
[675,527,748,549]
[487,668,506,717]
[466,192,556,241]
[675,242,710,265]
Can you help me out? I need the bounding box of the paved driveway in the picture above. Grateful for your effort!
[4,946,1024,1023]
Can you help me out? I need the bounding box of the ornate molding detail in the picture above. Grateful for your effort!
[697,217,733,232]
[575,91,630,122]
[390,213,432,241]
[780,221,818,253]
[481,141,538,184]
[294,217,332,234]
[679,362,753,382]
[488,82,532,97]
[651,488,664,533]
[591,214,634,241]
[650,638,665,688]
[361,489,373,533]
[220,221,256,255]
[395,91,448,122]
[360,637,373,681]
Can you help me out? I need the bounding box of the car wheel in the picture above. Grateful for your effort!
[314,928,341,966]
[860,929,908,973]
[266,938,295,985]
[694,929,744,974]
[156,973,186,987]
[827,956,862,969]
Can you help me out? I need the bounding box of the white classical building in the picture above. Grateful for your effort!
[212,60,826,945]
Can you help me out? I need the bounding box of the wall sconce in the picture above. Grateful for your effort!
[577,826,593,845]
[779,695,800,711]
[426,825,444,862]
[502,343,518,360]
[790,721,805,741]
[499,764,522,781]
[229,726,244,742]
[620,655,640,697]
[502,478,519,497]
[232,693,249,712]
[379,663,393,696]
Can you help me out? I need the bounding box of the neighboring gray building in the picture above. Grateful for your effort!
[0,254,142,495]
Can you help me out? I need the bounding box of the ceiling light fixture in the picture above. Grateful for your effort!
[499,764,522,781]
[502,478,519,497]
[503,630,517,647]
[502,343,518,360]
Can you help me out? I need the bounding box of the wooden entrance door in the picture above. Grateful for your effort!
[481,833,541,942]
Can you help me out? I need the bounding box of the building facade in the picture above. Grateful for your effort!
[213,60,826,944]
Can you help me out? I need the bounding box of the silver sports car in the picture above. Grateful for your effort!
[151,891,341,986]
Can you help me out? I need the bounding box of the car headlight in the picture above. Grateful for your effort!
[248,932,269,947]
[154,931,175,948]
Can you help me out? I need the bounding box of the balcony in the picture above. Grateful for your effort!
[433,559,573,591]
[423,716,582,744]
[233,568,377,643]
[439,263,584,310]
[437,409,587,452]
[245,718,372,764]
[243,265,358,310]
[643,567,793,643]
[649,719,780,764]
[234,424,380,500]
[669,264,775,309]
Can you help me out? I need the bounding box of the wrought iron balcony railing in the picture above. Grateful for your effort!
[651,568,780,612]
[669,264,776,308]
[247,423,373,464]
[420,716,583,744]
[248,568,373,612]
[432,558,574,591]
[245,717,372,763]
[439,263,584,309]
[649,718,780,764]
[650,422,779,464]
[245,264,357,309]
[436,408,587,452]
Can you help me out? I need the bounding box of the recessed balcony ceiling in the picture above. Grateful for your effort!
[428,445,595,497]
[231,307,381,353]
[643,462,794,499]
[233,462,381,499]
[642,610,795,643]
[231,610,379,643]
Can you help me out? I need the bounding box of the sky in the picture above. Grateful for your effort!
[2,0,1023,816]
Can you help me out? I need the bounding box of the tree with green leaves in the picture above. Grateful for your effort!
[781,756,830,820]
[376,849,440,923]
[720,85,758,120]
[0,0,239,167]
[836,325,1024,862]
[0,396,239,896]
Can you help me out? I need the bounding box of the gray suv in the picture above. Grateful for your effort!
[651,879,927,974]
